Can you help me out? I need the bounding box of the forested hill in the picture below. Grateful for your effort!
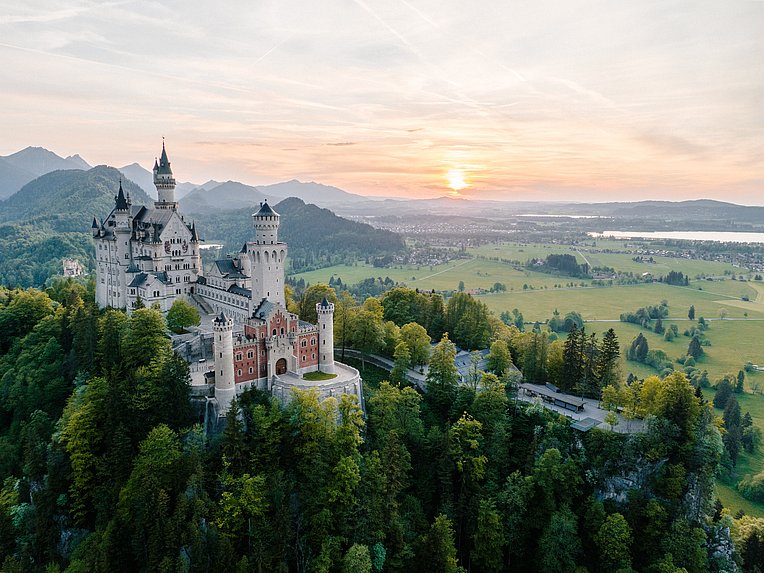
[0,166,151,232]
[193,197,406,272]
[0,281,756,571]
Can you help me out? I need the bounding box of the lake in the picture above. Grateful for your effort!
[588,231,764,244]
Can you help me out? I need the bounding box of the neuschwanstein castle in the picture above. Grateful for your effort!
[92,143,362,415]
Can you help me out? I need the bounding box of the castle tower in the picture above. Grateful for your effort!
[213,312,236,415]
[153,141,177,209]
[112,181,132,309]
[316,297,336,374]
[248,200,287,309]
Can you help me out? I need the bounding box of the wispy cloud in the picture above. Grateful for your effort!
[0,0,762,202]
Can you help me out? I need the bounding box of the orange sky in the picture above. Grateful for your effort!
[1,1,762,203]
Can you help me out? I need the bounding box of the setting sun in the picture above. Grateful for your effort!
[447,169,468,191]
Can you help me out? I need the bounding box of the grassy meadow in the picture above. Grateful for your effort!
[291,239,764,516]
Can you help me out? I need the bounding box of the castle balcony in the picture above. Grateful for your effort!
[269,361,363,407]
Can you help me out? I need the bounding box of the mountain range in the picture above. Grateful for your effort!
[0,147,91,199]
[2,146,764,228]
[0,166,152,232]
[0,162,405,287]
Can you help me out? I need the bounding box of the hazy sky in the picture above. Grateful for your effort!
[1,0,763,202]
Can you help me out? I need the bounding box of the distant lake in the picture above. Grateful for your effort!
[519,213,604,219]
[589,231,764,244]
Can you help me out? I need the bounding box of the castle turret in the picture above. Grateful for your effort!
[253,200,279,244]
[316,297,336,374]
[112,181,131,309]
[213,312,236,415]
[247,200,287,309]
[153,141,177,209]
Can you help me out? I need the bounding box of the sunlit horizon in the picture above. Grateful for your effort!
[1,1,762,203]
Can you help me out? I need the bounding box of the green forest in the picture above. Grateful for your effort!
[0,279,763,572]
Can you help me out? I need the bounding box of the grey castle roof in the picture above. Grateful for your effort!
[127,271,171,288]
[213,259,247,279]
[155,142,173,175]
[253,298,275,320]
[319,296,330,308]
[213,311,228,324]
[115,181,128,210]
[228,285,252,298]
[254,200,277,217]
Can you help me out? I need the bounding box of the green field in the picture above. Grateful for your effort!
[291,240,764,516]
[478,281,762,322]
[293,257,582,293]
[469,238,743,278]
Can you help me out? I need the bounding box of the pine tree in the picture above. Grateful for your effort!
[688,304,696,321]
[560,325,583,392]
[627,333,649,363]
[687,335,703,359]
[736,369,745,393]
[713,378,734,409]
[597,328,621,388]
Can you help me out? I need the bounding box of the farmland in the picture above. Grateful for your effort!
[291,238,764,516]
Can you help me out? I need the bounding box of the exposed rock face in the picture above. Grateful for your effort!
[597,458,666,504]
[704,523,737,573]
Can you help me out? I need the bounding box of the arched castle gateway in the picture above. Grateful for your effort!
[94,143,362,416]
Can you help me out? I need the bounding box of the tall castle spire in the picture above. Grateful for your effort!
[153,139,177,209]
[115,179,129,211]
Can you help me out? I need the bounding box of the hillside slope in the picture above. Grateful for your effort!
[0,166,151,232]
[0,146,92,199]
[193,197,406,272]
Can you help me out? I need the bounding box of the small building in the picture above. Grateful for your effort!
[519,383,585,412]
[63,258,83,277]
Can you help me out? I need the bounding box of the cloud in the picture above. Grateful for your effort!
[0,0,762,202]
[635,130,708,156]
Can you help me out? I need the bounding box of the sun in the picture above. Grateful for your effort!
[447,169,468,191]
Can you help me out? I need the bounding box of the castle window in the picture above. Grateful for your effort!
[247,350,254,359]
[237,369,242,376]
[280,328,284,335]
[272,329,277,336]
[312,353,315,359]
[249,367,253,374]
[235,353,242,361]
